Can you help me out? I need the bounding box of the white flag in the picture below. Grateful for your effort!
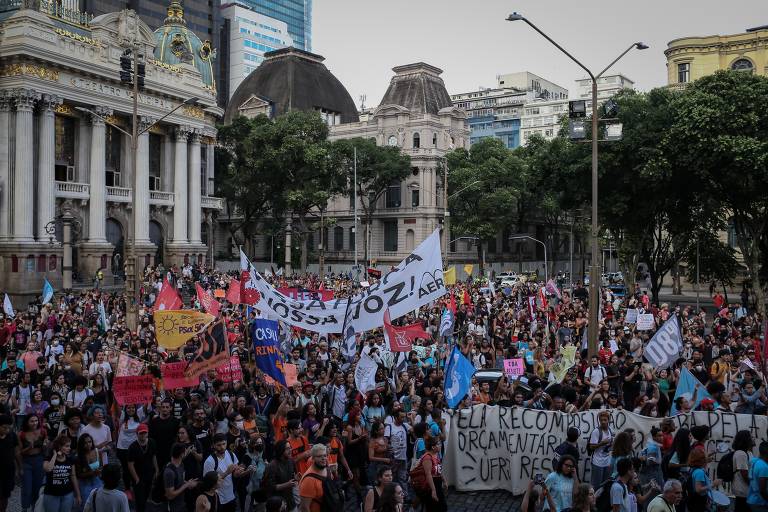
[643,315,683,369]
[3,294,14,318]
[354,351,379,394]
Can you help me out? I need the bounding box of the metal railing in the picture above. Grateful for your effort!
[106,186,132,202]
[149,190,174,204]
[55,180,90,198]
[0,0,94,28]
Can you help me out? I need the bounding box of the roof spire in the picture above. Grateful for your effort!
[164,0,186,26]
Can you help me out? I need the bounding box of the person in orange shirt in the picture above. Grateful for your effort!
[272,399,291,443]
[287,419,312,475]
[299,444,329,512]
[321,422,350,481]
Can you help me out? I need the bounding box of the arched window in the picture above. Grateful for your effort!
[11,255,18,273]
[26,255,35,272]
[37,255,46,272]
[412,132,420,149]
[49,255,57,270]
[432,132,437,147]
[731,59,754,73]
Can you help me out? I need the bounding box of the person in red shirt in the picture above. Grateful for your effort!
[660,418,676,453]
[598,340,613,365]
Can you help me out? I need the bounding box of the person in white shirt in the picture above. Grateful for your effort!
[81,405,113,464]
[87,351,112,378]
[203,433,246,511]
[585,356,608,392]
[589,411,614,489]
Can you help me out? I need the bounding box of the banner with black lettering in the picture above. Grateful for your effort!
[443,405,768,495]
[242,229,446,334]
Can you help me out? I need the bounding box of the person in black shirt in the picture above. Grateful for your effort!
[149,399,179,469]
[171,388,189,421]
[42,434,81,511]
[188,406,213,460]
[128,423,158,512]
[621,355,642,409]
[0,415,17,512]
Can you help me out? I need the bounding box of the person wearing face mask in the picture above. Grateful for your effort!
[244,437,268,511]
[44,392,65,433]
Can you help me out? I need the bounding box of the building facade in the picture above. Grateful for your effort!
[451,71,567,149]
[0,1,224,299]
[220,2,292,98]
[574,74,635,103]
[233,0,311,52]
[665,25,768,88]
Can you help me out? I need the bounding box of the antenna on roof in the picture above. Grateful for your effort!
[359,94,367,110]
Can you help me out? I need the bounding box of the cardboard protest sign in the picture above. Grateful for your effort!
[161,361,198,390]
[503,358,525,377]
[443,405,768,495]
[636,313,655,330]
[626,308,638,324]
[216,356,243,383]
[113,375,153,405]
[284,363,298,387]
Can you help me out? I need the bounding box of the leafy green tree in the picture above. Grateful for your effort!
[215,115,283,257]
[447,138,523,272]
[331,137,411,265]
[665,70,768,313]
[682,231,739,291]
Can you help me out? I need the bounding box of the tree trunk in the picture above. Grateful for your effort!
[672,260,682,295]
[477,242,484,277]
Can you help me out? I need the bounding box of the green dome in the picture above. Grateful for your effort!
[153,1,216,92]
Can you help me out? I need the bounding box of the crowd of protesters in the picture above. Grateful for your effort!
[0,262,765,512]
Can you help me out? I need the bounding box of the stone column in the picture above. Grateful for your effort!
[87,107,111,243]
[206,143,215,195]
[12,88,39,243]
[0,92,11,241]
[36,94,62,241]
[77,117,90,182]
[134,116,153,244]
[187,131,202,245]
[172,126,190,243]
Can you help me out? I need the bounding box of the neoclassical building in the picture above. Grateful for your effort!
[0,1,224,300]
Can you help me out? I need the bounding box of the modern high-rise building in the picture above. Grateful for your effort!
[220,2,293,98]
[232,0,312,52]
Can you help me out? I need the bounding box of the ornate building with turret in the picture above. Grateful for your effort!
[0,0,224,300]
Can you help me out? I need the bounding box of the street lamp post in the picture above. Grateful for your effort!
[506,12,647,357]
[76,95,199,330]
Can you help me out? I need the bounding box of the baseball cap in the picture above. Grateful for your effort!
[700,398,715,407]
[137,423,149,433]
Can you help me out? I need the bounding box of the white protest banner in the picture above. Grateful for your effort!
[443,405,768,495]
[644,314,683,369]
[354,351,378,394]
[242,230,446,334]
[636,313,655,330]
[625,309,638,324]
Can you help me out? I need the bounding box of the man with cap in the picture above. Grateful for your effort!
[698,398,716,412]
[128,423,158,512]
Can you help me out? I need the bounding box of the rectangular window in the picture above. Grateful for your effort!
[678,63,690,83]
[349,227,355,251]
[149,134,162,190]
[383,221,398,251]
[411,190,420,207]
[385,182,401,208]
[54,116,76,182]
[200,145,208,195]
[333,226,344,251]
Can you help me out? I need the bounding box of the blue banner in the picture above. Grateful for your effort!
[251,318,287,386]
[671,366,714,414]
[42,278,54,305]
[444,346,474,408]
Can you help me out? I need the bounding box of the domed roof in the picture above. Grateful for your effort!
[153,1,215,91]
[224,47,359,124]
[379,63,453,116]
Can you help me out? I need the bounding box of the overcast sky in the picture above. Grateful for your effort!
[314,0,767,108]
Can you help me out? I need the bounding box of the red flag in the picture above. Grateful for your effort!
[539,287,548,310]
[155,277,182,311]
[240,271,261,305]
[449,292,456,314]
[226,279,241,304]
[462,289,471,306]
[382,309,428,352]
[195,283,221,317]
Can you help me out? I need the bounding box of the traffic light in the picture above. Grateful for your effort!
[137,61,146,89]
[119,50,132,84]
[568,100,586,119]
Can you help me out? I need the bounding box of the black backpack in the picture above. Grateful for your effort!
[716,450,736,482]
[661,451,680,481]
[595,479,625,512]
[302,473,345,512]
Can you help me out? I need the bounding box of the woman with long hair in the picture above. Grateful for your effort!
[364,465,399,512]
[414,437,447,512]
[732,430,754,512]
[570,483,595,512]
[343,405,368,500]
[610,431,635,476]
[25,389,49,423]
[89,374,108,407]
[43,392,66,434]
[377,482,404,512]
[367,421,390,486]
[262,440,297,511]
[177,424,204,511]
[75,433,101,512]
[300,403,322,443]
[115,404,142,492]
[20,413,48,512]
[687,448,720,511]
[42,434,80,511]
[666,427,691,480]
[363,393,386,427]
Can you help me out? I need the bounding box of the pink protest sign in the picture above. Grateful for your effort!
[504,358,525,377]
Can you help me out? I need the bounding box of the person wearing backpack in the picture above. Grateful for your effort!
[553,428,581,470]
[299,444,345,512]
[203,433,247,512]
[588,411,614,489]
[688,448,720,512]
[163,443,200,512]
[609,458,635,512]
[731,430,755,512]
[411,437,446,512]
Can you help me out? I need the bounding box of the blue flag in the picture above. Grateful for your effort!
[251,318,287,386]
[439,308,454,337]
[444,346,474,408]
[671,366,714,414]
[42,279,54,305]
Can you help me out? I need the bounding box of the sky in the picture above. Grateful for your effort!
[313,0,767,107]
